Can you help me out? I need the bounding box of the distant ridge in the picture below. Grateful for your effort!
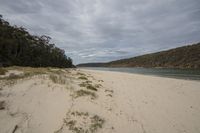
[77,63,107,67]
[77,42,200,69]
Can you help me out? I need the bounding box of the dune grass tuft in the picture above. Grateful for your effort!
[63,111,105,133]
[2,72,31,80]
[90,115,105,132]
[78,76,88,80]
[86,84,97,91]
[74,89,96,99]
[79,81,100,91]
[0,68,7,75]
[0,101,6,110]
[77,72,85,76]
[49,74,66,84]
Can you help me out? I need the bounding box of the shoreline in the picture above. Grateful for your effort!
[79,67,200,81]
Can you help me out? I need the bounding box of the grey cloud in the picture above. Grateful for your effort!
[0,0,42,14]
[0,0,200,64]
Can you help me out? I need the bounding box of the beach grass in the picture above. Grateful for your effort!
[74,89,96,99]
[49,74,66,84]
[78,76,88,80]
[79,81,98,91]
[0,101,5,110]
[90,115,105,132]
[77,72,86,76]
[0,68,7,75]
[64,111,104,133]
[86,84,98,91]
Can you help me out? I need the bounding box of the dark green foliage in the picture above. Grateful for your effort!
[77,63,106,67]
[77,43,200,69]
[0,15,73,68]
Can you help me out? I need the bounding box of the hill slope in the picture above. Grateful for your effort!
[0,15,73,68]
[77,42,200,69]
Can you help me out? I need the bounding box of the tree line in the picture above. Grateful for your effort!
[0,15,73,68]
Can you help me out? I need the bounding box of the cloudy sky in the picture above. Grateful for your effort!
[0,0,200,64]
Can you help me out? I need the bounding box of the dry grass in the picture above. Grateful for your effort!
[98,80,104,82]
[2,71,44,81]
[49,74,66,84]
[1,73,27,81]
[77,72,85,76]
[63,111,105,133]
[0,101,6,110]
[71,111,89,116]
[106,94,113,97]
[47,68,64,75]
[105,89,114,97]
[79,81,100,91]
[79,82,88,87]
[0,67,67,80]
[105,89,114,93]
[79,82,97,91]
[0,67,72,88]
[0,68,7,75]
[90,115,105,132]
[78,76,88,80]
[86,84,98,91]
[74,89,97,99]
[94,84,102,88]
[5,66,63,75]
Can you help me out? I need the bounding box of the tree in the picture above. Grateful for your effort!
[0,15,73,68]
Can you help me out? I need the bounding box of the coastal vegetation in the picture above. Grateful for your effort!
[63,111,105,133]
[0,15,73,68]
[78,76,88,80]
[0,67,7,75]
[49,74,67,84]
[79,82,98,91]
[0,67,44,81]
[74,89,97,99]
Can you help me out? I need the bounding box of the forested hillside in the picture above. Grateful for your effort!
[77,42,200,69]
[0,15,73,68]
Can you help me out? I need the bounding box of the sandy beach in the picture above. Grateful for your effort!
[0,67,200,133]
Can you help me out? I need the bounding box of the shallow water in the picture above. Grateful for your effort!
[81,67,200,81]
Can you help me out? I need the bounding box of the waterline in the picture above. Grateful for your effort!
[81,67,200,80]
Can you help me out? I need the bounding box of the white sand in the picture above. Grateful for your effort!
[0,68,200,133]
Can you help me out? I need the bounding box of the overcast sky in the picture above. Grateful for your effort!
[0,0,200,64]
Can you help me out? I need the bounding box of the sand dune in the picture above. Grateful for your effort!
[0,68,200,133]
